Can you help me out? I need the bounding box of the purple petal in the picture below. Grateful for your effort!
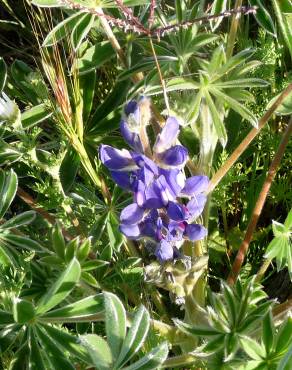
[155,239,173,262]
[184,224,207,241]
[125,100,139,117]
[120,223,141,239]
[140,209,159,239]
[110,171,134,191]
[120,203,144,225]
[144,181,164,209]
[181,176,209,196]
[167,202,189,221]
[157,145,188,168]
[154,117,179,153]
[120,120,143,153]
[168,220,185,239]
[156,175,175,206]
[133,154,159,177]
[159,169,185,197]
[134,180,146,207]
[100,145,138,171]
[186,194,207,220]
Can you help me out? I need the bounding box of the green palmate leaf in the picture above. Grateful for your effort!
[213,48,255,78]
[0,169,18,219]
[80,334,113,370]
[174,319,223,337]
[275,316,292,355]
[21,104,53,129]
[43,11,85,47]
[41,324,91,363]
[107,212,123,252]
[13,298,36,324]
[31,0,61,7]
[188,90,202,126]
[222,282,237,328]
[249,0,276,36]
[36,258,81,314]
[0,140,22,166]
[52,222,65,259]
[204,89,227,146]
[41,294,103,320]
[76,238,91,261]
[224,333,238,362]
[35,325,75,370]
[28,328,46,370]
[209,87,258,127]
[82,259,109,271]
[0,233,43,252]
[60,147,80,193]
[214,78,269,89]
[285,209,292,228]
[77,41,115,74]
[272,0,292,59]
[262,311,274,354]
[81,271,99,287]
[240,336,266,361]
[65,238,79,263]
[79,69,96,123]
[122,342,168,370]
[71,13,95,51]
[0,243,17,267]
[115,305,150,368]
[277,342,292,370]
[0,57,7,91]
[0,211,36,230]
[104,292,126,361]
[264,212,291,278]
[238,301,272,333]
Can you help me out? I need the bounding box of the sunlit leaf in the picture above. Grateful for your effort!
[36,258,81,314]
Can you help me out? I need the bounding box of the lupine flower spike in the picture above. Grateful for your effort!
[100,98,209,262]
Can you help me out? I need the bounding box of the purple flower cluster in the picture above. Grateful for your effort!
[100,99,209,262]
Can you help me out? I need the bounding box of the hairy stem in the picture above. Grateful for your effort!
[208,83,292,194]
[255,258,272,283]
[228,117,292,285]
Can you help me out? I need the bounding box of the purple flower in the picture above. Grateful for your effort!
[99,99,209,263]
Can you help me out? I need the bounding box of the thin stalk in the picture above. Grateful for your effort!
[226,0,243,59]
[149,36,170,113]
[208,83,292,194]
[228,118,292,285]
[255,258,272,283]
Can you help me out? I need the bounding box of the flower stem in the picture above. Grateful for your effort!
[227,117,292,285]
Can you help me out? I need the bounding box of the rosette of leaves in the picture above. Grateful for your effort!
[174,278,273,363]
[0,263,167,369]
[239,312,292,370]
[264,210,292,280]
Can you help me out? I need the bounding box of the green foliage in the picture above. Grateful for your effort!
[175,278,273,363]
[264,210,292,280]
[0,0,291,369]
